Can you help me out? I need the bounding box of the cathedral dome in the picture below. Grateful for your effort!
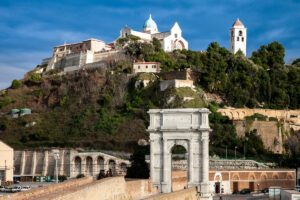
[143,14,158,33]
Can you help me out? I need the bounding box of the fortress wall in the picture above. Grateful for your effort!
[24,151,33,174]
[141,187,198,200]
[35,151,45,174]
[234,120,283,153]
[126,179,158,200]
[0,177,93,200]
[14,150,129,178]
[34,177,128,200]
[93,50,127,62]
[13,151,22,174]
[218,108,300,121]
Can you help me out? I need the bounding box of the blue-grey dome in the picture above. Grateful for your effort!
[143,14,157,30]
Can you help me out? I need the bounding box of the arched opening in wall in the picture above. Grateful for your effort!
[108,160,116,176]
[214,174,223,194]
[86,156,93,176]
[249,175,256,192]
[232,174,240,193]
[171,145,187,192]
[97,156,104,173]
[120,163,127,175]
[74,157,82,176]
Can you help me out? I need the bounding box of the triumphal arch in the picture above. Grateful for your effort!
[147,108,211,198]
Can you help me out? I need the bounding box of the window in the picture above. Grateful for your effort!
[239,31,243,36]
[231,30,234,36]
[146,65,148,68]
[237,37,239,41]
[175,34,178,38]
[138,66,140,69]
[152,65,156,68]
[242,37,244,42]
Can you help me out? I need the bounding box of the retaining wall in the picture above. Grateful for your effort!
[0,177,93,200]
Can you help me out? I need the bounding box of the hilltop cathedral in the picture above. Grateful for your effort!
[120,14,188,52]
[42,16,246,73]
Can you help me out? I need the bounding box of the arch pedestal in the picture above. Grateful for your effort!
[148,109,212,198]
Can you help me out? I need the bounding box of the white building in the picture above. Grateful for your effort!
[133,62,160,73]
[120,14,188,52]
[230,19,247,55]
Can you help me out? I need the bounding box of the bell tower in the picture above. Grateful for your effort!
[230,18,247,55]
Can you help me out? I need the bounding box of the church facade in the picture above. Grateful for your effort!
[120,14,188,52]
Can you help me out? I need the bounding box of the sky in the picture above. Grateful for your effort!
[0,0,299,90]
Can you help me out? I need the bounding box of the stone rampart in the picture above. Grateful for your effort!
[34,177,128,200]
[140,187,198,200]
[234,120,283,153]
[0,177,93,200]
[218,108,300,122]
[126,179,158,200]
[14,150,130,178]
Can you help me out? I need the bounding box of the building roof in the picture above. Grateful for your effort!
[143,14,158,30]
[134,62,159,64]
[232,18,244,27]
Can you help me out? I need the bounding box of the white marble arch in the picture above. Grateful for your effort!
[148,108,212,199]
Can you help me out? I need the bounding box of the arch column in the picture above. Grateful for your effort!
[162,138,171,193]
[201,132,210,196]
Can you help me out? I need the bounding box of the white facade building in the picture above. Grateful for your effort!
[120,14,188,52]
[230,19,247,55]
[133,62,160,73]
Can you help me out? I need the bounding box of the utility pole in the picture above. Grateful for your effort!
[226,146,227,159]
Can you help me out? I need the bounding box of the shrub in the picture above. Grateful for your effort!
[76,174,85,179]
[0,97,14,109]
[58,175,67,182]
[29,74,41,83]
[11,80,22,89]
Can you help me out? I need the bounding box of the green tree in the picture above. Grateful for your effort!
[11,80,22,89]
[251,41,285,68]
[152,37,162,52]
[126,145,149,179]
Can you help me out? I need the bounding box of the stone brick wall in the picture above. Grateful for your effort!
[126,179,158,200]
[34,177,128,200]
[234,120,283,153]
[0,177,93,200]
[140,187,198,200]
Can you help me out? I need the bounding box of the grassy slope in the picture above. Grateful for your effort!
[0,69,207,152]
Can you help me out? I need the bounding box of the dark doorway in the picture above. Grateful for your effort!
[249,182,254,192]
[233,182,238,192]
[215,182,220,193]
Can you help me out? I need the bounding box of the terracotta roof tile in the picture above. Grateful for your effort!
[232,19,244,27]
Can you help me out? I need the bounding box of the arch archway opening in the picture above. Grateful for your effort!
[74,157,82,176]
[97,156,104,174]
[86,156,93,176]
[108,160,116,176]
[171,145,187,192]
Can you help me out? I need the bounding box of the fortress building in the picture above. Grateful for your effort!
[120,14,188,52]
[230,19,247,55]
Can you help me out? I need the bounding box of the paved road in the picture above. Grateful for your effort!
[213,194,269,200]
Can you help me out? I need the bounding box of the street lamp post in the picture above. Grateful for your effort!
[226,146,227,159]
[52,149,60,184]
[235,146,237,160]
